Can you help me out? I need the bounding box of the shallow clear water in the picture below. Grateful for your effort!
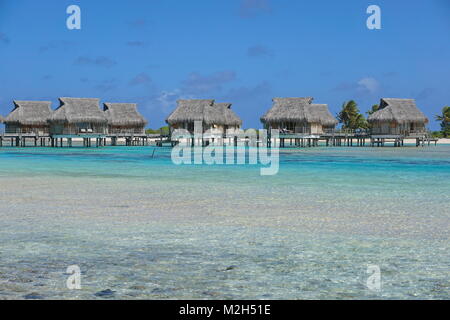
[0,145,449,299]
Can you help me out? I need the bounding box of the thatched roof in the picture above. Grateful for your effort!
[50,97,107,124]
[166,99,242,126]
[261,97,338,126]
[367,98,429,124]
[214,103,242,126]
[312,104,339,126]
[4,100,52,126]
[104,103,147,127]
[166,99,214,124]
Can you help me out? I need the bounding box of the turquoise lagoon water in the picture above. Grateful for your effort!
[0,145,449,299]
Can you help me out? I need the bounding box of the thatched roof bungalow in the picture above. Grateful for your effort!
[49,97,107,135]
[368,98,429,136]
[4,100,52,134]
[166,99,242,134]
[261,97,338,134]
[104,103,147,134]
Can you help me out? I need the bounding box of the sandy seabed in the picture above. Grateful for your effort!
[0,146,449,299]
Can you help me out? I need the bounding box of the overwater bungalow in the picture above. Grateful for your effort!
[3,100,52,135]
[368,98,429,137]
[261,97,338,135]
[103,103,147,134]
[49,97,108,135]
[166,99,242,135]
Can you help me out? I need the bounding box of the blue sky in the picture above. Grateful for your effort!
[0,0,449,129]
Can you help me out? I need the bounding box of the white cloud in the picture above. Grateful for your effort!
[155,89,194,112]
[357,77,380,94]
[181,71,236,94]
[129,72,152,86]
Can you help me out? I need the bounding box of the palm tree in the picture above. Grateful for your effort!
[337,100,368,130]
[367,104,380,115]
[435,106,450,137]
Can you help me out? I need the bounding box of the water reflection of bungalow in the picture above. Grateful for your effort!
[103,103,147,135]
[4,100,52,135]
[261,97,338,135]
[368,98,429,137]
[166,99,242,144]
[49,98,108,135]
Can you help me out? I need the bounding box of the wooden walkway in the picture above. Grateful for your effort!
[0,131,438,148]
[275,133,370,148]
[165,132,438,148]
[0,133,165,148]
[273,131,439,148]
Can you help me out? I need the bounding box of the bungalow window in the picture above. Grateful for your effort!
[296,123,308,133]
[76,122,95,134]
[284,122,295,132]
[78,122,91,129]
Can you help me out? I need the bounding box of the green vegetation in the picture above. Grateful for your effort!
[431,131,444,138]
[337,100,368,130]
[367,104,380,115]
[435,106,450,138]
[146,126,169,135]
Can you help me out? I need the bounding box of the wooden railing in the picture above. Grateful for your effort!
[323,128,370,135]
[370,128,428,136]
[3,128,49,135]
[108,129,145,135]
[51,128,107,135]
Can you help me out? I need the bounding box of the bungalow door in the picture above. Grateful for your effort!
[187,122,195,134]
